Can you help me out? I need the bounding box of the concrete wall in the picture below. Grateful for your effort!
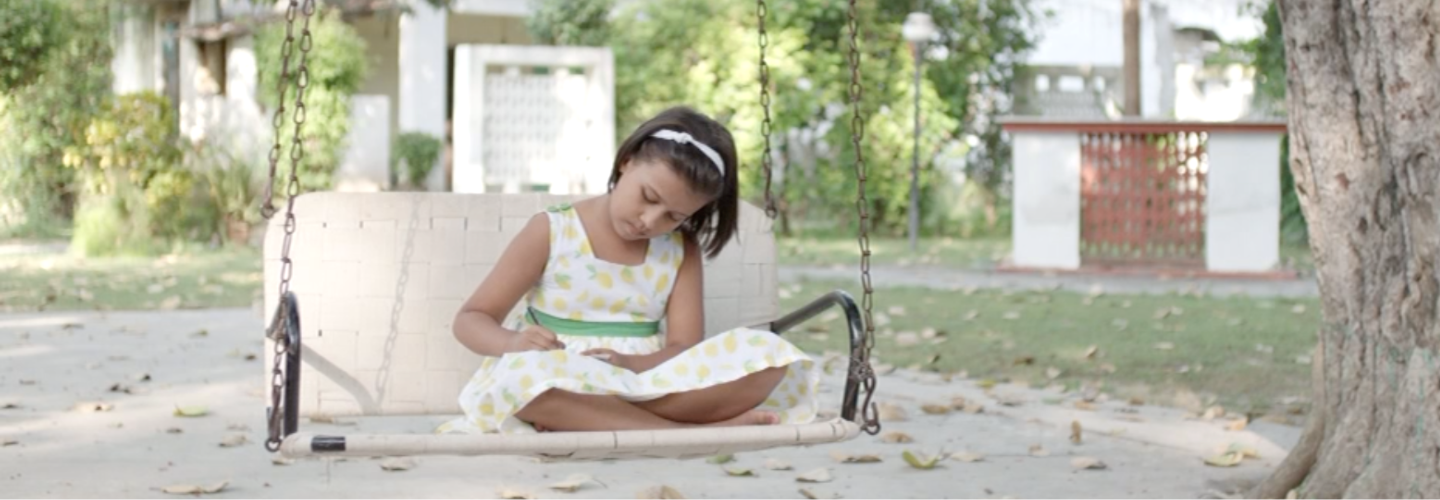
[1010,132,1081,269]
[335,95,392,192]
[1205,131,1283,272]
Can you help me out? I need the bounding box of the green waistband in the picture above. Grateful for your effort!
[527,307,659,338]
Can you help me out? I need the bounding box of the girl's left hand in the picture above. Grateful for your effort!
[581,348,635,371]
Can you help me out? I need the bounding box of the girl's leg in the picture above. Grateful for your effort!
[636,367,788,424]
[515,389,776,432]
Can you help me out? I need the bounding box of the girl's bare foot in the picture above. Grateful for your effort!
[707,410,780,428]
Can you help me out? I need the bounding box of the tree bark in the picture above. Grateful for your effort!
[1122,0,1141,116]
[1254,1,1440,497]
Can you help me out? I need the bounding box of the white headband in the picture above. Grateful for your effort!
[651,129,725,176]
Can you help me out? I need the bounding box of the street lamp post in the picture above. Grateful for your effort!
[901,12,936,254]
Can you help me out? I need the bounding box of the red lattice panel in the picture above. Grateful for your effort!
[1079,131,1207,267]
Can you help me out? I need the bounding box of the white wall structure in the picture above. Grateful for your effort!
[1002,118,1286,274]
[452,45,615,195]
[399,1,450,191]
[335,95,393,192]
[1010,131,1082,270]
[1205,130,1284,272]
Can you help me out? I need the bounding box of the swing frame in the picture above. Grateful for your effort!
[259,0,882,459]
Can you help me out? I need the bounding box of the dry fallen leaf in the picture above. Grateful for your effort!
[2,402,21,410]
[1083,345,1100,359]
[878,402,908,422]
[1073,401,1097,411]
[2,438,18,446]
[74,402,114,413]
[498,488,536,499]
[272,457,294,466]
[1153,342,1175,351]
[920,403,950,415]
[723,466,755,477]
[1071,457,1107,470]
[706,454,734,464]
[1226,418,1249,432]
[799,488,820,499]
[1070,421,1083,444]
[1204,451,1244,467]
[951,452,984,463]
[160,481,228,495]
[797,468,833,483]
[1227,442,1260,458]
[902,450,943,470]
[1045,367,1062,380]
[219,434,248,448]
[549,473,598,492]
[763,458,792,471]
[964,310,979,320]
[1202,406,1226,420]
[881,431,914,444]
[172,405,207,417]
[829,450,882,463]
[888,306,907,316]
[1291,304,1306,314]
[1128,397,1145,406]
[895,332,920,346]
[1028,445,1050,457]
[636,485,685,499]
[380,457,416,471]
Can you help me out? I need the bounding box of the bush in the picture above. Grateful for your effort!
[392,132,443,189]
[65,92,219,255]
[255,8,369,193]
[194,144,263,245]
[0,0,68,92]
[0,0,112,234]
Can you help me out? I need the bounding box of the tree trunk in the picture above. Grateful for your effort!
[1253,1,1440,498]
[1122,0,1141,116]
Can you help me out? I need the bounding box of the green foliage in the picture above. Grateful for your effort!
[392,132,443,189]
[255,8,369,193]
[65,92,218,255]
[0,0,68,92]
[192,143,263,245]
[526,0,614,46]
[0,0,113,236]
[559,0,1039,238]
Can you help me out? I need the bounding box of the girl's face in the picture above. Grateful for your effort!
[609,159,713,241]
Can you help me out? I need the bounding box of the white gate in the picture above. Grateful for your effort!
[452,45,614,195]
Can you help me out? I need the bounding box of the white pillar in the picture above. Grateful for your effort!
[1010,131,1081,270]
[225,35,266,160]
[1205,131,1283,272]
[399,1,449,191]
[1151,3,1175,118]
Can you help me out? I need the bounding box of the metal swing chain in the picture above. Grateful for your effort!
[845,0,880,436]
[261,0,317,453]
[757,0,777,219]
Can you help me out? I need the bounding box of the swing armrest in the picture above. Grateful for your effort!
[768,290,869,423]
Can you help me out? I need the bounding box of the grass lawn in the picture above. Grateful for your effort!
[778,279,1321,418]
[0,245,263,312]
[779,236,1010,269]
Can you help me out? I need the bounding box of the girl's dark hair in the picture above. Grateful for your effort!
[609,106,738,259]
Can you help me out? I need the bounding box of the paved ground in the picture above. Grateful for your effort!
[781,265,1319,298]
[1,308,1299,498]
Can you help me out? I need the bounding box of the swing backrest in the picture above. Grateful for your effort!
[261,192,778,417]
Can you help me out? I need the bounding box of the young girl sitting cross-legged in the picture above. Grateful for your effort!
[438,106,820,434]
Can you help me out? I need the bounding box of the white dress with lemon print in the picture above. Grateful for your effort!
[439,203,820,434]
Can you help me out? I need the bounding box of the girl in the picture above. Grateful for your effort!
[439,107,820,434]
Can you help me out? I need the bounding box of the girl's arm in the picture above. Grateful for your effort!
[624,236,705,373]
[453,213,555,357]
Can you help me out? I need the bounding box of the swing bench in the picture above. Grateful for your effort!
[259,0,881,461]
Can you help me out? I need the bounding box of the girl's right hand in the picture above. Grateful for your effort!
[504,325,566,353]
